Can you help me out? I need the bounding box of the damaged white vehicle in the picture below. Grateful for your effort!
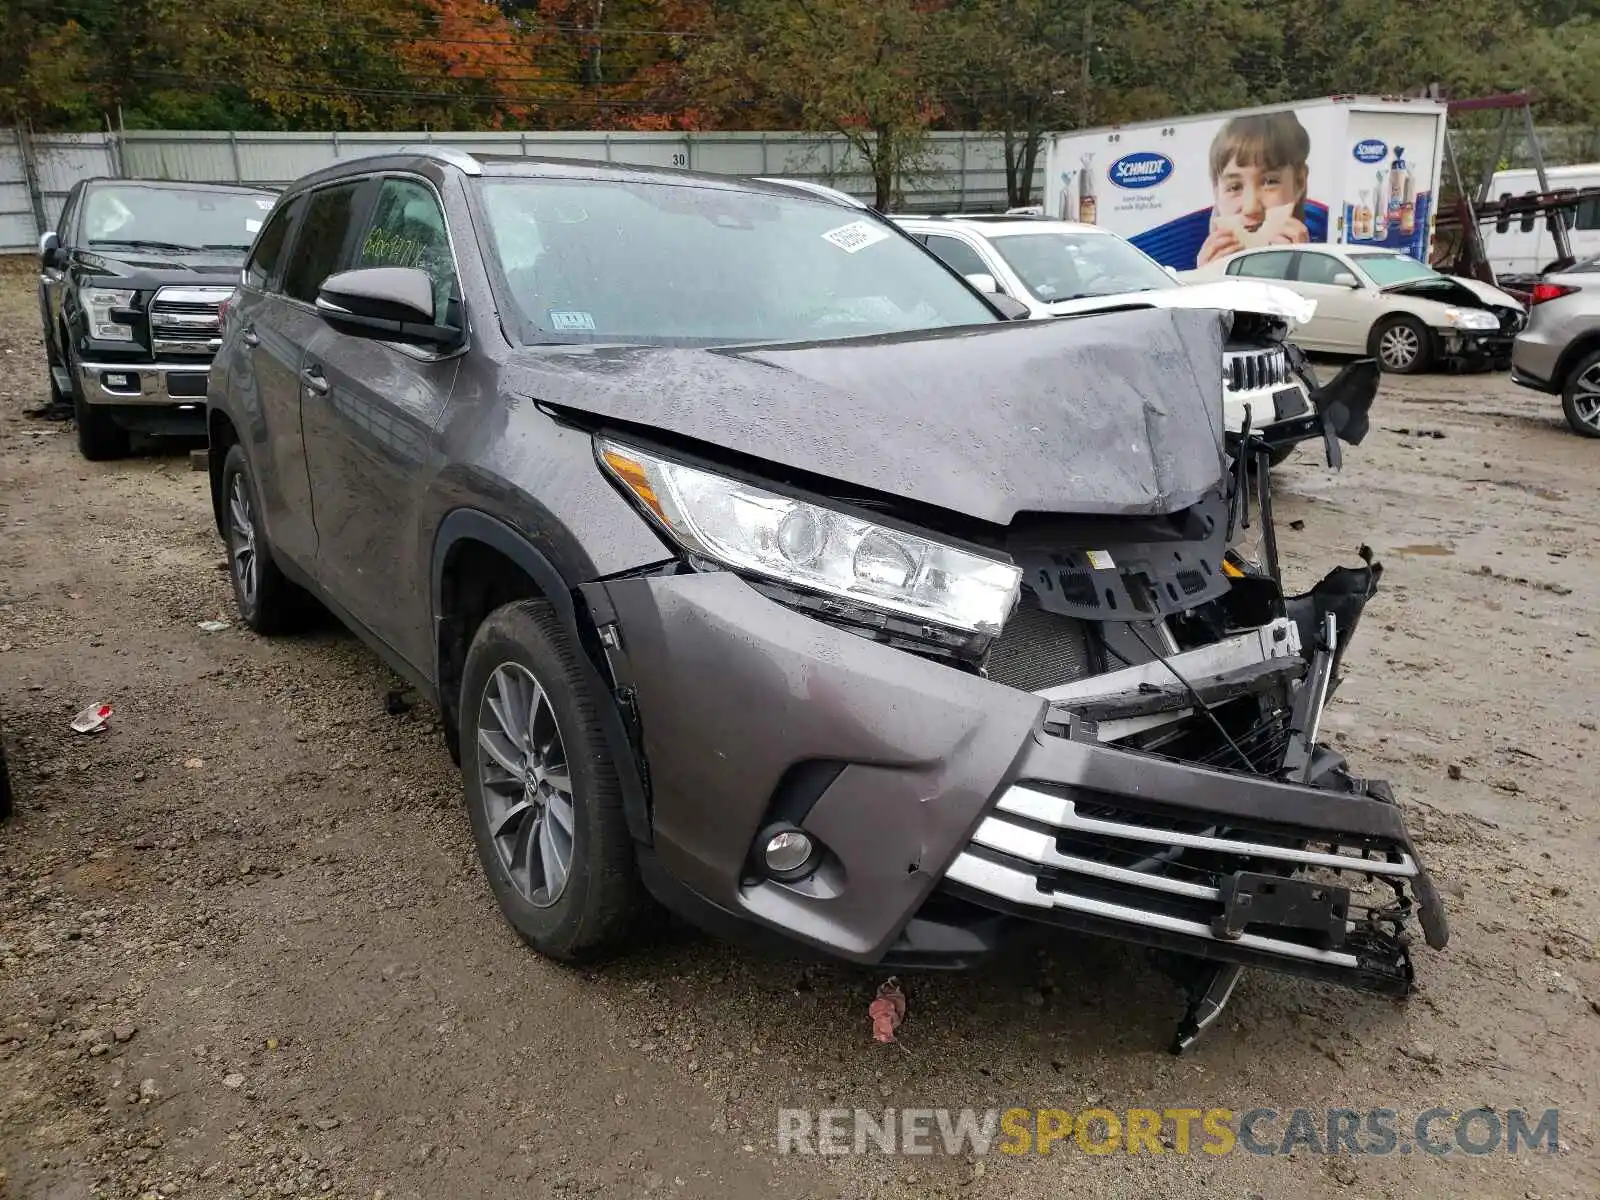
[893,213,1324,454]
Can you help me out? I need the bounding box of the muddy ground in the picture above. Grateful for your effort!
[1,257,1596,1200]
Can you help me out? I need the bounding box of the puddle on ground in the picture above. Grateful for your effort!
[1393,544,1456,556]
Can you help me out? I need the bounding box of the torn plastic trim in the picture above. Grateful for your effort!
[1038,617,1301,711]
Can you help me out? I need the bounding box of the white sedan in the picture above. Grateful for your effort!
[1184,245,1527,374]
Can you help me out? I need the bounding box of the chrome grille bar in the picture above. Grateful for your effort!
[995,786,1420,878]
[945,852,1362,966]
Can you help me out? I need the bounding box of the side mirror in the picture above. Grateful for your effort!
[39,231,62,269]
[1332,272,1361,289]
[314,266,461,349]
[964,272,1001,295]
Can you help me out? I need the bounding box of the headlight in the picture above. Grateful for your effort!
[83,287,136,341]
[598,439,1021,635]
[1442,306,1498,332]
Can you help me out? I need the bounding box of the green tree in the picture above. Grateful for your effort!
[688,0,947,209]
[941,0,1083,206]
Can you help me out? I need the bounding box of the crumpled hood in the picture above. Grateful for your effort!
[507,306,1229,525]
[1049,280,1317,328]
[1385,273,1525,312]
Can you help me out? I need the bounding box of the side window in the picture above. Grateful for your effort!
[924,234,990,278]
[354,178,457,319]
[283,182,363,305]
[1577,196,1600,232]
[244,195,304,292]
[1230,251,1294,280]
[1295,253,1347,286]
[56,183,83,244]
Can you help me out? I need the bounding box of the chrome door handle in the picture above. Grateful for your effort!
[301,365,329,395]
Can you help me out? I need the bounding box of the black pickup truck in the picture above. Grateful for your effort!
[38,178,278,460]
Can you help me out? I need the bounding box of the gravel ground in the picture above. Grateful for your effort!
[1,255,1597,1200]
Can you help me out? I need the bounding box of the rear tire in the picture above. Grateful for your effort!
[1560,349,1600,438]
[1370,315,1432,375]
[460,598,645,962]
[220,444,306,633]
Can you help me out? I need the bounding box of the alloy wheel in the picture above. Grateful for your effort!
[476,662,575,908]
[1572,363,1600,432]
[228,475,258,608]
[1378,324,1420,370]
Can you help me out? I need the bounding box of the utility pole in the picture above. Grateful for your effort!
[1079,4,1093,127]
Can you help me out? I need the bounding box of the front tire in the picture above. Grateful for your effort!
[220,444,305,633]
[1559,349,1600,439]
[1370,315,1432,375]
[68,346,130,460]
[461,599,644,962]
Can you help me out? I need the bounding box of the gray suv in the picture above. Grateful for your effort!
[1511,258,1600,436]
[206,148,1444,1052]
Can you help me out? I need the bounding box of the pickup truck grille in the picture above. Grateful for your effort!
[150,286,232,357]
[1222,346,1289,394]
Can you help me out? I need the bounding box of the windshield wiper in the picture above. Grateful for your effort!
[91,239,205,253]
[201,243,253,251]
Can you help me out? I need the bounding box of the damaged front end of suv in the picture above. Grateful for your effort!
[532,306,1445,1053]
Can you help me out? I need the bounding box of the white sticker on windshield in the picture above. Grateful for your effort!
[550,310,596,332]
[245,219,262,233]
[1086,549,1116,570]
[255,199,274,210]
[821,221,889,254]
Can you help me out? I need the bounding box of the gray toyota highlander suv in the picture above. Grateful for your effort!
[206,147,1445,1052]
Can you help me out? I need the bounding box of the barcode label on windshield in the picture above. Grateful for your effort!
[821,221,889,254]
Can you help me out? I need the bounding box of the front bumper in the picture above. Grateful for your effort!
[77,360,212,407]
[592,571,1445,988]
[1435,329,1514,371]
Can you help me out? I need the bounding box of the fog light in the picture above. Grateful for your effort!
[103,372,133,390]
[758,824,818,881]
[765,829,813,872]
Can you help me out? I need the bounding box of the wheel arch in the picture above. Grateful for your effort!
[1554,330,1600,392]
[431,508,652,844]
[206,408,241,538]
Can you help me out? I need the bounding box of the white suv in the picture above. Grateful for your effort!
[894,214,1318,442]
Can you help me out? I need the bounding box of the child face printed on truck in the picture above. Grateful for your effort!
[1196,113,1312,268]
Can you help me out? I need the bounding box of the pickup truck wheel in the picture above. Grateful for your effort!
[1370,315,1431,374]
[461,599,644,963]
[1559,349,1600,438]
[68,348,131,461]
[220,444,304,634]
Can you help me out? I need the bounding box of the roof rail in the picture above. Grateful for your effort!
[753,177,867,209]
[395,144,483,176]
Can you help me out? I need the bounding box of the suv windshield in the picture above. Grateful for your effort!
[1354,253,1440,288]
[478,179,997,346]
[987,231,1175,303]
[83,185,273,253]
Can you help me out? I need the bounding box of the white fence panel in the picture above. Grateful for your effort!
[0,131,34,251]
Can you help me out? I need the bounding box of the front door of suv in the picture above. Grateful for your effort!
[300,174,463,674]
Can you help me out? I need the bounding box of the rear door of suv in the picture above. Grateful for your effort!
[226,179,372,570]
[299,172,464,673]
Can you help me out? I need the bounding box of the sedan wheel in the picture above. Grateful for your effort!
[1561,351,1600,439]
[476,662,576,908]
[1376,321,1424,372]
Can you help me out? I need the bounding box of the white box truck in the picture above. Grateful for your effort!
[1044,95,1448,272]
[1480,163,1600,275]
